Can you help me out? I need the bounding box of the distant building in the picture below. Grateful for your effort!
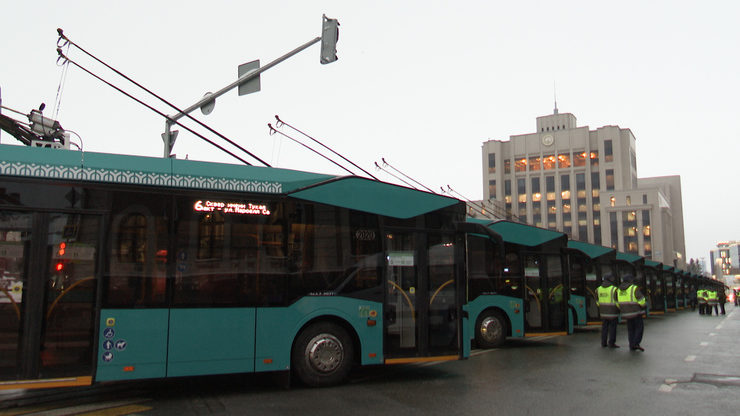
[710,242,740,288]
[480,109,686,268]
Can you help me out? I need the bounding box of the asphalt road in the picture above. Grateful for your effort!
[3,305,739,416]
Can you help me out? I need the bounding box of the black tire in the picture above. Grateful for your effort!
[475,310,507,348]
[291,322,354,387]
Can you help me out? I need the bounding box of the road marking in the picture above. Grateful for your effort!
[685,355,696,362]
[715,324,723,330]
[470,348,499,357]
[700,342,709,347]
[709,333,717,337]
[11,399,151,416]
[659,384,675,393]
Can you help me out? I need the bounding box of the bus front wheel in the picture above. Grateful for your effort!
[475,311,507,348]
[292,322,354,387]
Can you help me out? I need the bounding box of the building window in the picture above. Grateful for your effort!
[488,154,496,174]
[546,176,556,201]
[590,151,599,167]
[606,169,615,190]
[488,180,496,199]
[504,159,511,174]
[532,177,541,202]
[604,140,613,162]
[517,178,526,203]
[609,212,618,249]
[626,196,631,206]
[642,210,651,258]
[643,194,647,204]
[623,211,638,254]
[529,156,541,171]
[560,174,570,199]
[515,157,527,172]
[574,151,586,167]
[504,180,512,213]
[558,153,571,169]
[610,196,616,207]
[543,154,556,170]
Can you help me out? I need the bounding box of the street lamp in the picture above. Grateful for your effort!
[162,14,340,158]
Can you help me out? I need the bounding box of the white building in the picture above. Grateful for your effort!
[480,109,686,268]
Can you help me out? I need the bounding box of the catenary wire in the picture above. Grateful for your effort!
[56,28,270,167]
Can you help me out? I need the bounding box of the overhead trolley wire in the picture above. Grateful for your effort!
[268,123,356,176]
[381,157,436,194]
[274,115,378,180]
[374,162,418,189]
[56,28,270,167]
[56,49,253,166]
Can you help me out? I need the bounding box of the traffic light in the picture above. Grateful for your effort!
[320,14,339,64]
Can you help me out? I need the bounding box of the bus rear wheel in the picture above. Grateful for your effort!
[292,322,354,387]
[475,311,507,348]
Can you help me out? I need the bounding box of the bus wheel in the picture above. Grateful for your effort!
[292,322,354,387]
[475,311,506,348]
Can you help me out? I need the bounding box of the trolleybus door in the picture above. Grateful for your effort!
[383,231,460,359]
[0,211,100,385]
[523,253,567,333]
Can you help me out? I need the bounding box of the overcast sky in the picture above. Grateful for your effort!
[1,1,739,269]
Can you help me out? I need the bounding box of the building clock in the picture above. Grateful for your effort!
[542,134,554,146]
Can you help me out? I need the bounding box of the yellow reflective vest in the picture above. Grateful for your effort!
[596,285,619,319]
[617,285,646,319]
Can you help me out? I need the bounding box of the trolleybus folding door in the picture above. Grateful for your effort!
[384,230,460,360]
[0,210,100,386]
[523,253,568,334]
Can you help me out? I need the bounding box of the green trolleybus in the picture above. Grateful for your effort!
[465,219,570,348]
[0,144,469,389]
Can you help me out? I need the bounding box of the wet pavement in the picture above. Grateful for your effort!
[2,306,739,416]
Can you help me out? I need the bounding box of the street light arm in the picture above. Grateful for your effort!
[167,37,321,123]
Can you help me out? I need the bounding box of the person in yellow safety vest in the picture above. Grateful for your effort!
[596,274,620,348]
[617,274,646,352]
[706,288,719,316]
[697,288,707,315]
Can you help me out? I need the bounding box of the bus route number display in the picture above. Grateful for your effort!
[193,200,271,215]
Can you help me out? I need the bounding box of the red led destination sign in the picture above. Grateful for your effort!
[193,200,271,215]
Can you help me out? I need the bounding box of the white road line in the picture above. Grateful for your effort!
[709,332,717,337]
[715,324,723,330]
[659,384,675,393]
[684,355,696,362]
[700,342,709,347]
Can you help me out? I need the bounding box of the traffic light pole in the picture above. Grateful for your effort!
[162,36,321,158]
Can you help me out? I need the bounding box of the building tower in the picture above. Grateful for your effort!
[481,111,686,268]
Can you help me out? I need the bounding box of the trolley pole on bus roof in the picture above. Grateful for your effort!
[162,14,340,158]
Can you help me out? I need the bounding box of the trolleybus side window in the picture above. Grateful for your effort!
[104,193,168,307]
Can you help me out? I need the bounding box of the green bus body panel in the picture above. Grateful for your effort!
[167,308,256,377]
[290,177,460,219]
[467,218,565,247]
[644,260,662,269]
[0,144,335,194]
[254,297,384,372]
[567,241,615,260]
[467,295,524,339]
[96,309,169,381]
[569,294,587,325]
[616,252,643,264]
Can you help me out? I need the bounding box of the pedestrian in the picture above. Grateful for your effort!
[689,289,697,311]
[707,288,719,316]
[597,274,620,348]
[697,287,707,315]
[718,287,726,315]
[617,274,646,352]
[735,289,739,307]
